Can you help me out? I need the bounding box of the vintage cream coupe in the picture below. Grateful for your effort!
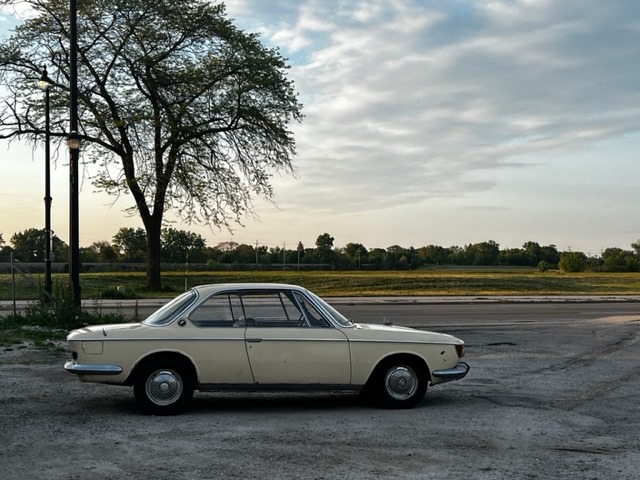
[65,283,469,414]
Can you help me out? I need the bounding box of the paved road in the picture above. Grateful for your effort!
[84,296,640,329]
[11,295,640,326]
[337,300,640,328]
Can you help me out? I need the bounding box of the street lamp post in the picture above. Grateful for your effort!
[38,67,53,302]
[69,0,81,307]
[67,129,80,307]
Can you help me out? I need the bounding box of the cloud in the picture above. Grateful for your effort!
[2,0,640,251]
[225,0,640,219]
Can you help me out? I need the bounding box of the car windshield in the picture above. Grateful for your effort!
[306,291,354,327]
[143,290,197,326]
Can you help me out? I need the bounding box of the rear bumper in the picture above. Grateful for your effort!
[64,360,123,375]
[432,362,470,384]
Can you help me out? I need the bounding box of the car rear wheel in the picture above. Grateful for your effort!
[134,358,194,415]
[377,358,427,409]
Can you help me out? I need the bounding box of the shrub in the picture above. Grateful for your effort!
[99,287,138,299]
[0,282,129,347]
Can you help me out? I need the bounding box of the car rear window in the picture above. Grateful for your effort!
[143,290,197,326]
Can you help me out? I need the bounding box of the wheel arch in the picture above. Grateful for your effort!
[125,351,198,387]
[364,352,431,390]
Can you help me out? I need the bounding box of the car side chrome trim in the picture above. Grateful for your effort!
[348,338,457,345]
[73,337,347,342]
[198,383,363,392]
[64,360,123,375]
[431,362,470,383]
[81,337,247,342]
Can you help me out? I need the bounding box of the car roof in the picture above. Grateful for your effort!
[190,283,307,296]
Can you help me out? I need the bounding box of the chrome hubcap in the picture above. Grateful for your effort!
[384,366,418,400]
[146,369,183,406]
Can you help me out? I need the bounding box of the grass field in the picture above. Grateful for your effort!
[3,269,640,300]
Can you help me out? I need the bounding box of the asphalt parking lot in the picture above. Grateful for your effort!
[1,301,639,479]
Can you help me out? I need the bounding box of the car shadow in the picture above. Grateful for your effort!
[186,389,470,415]
[69,388,467,416]
[188,391,369,414]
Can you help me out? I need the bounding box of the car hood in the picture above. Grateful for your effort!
[348,323,463,344]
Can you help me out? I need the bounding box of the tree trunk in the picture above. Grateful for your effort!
[145,218,163,291]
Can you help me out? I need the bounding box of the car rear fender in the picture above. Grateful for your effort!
[125,351,198,387]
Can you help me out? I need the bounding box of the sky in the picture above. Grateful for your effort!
[1,0,640,255]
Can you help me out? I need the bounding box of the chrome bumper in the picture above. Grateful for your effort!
[64,360,123,375]
[432,362,470,384]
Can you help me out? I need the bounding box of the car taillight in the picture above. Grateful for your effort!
[455,344,465,358]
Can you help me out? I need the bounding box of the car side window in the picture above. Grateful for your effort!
[240,291,306,328]
[293,291,331,328]
[189,293,243,327]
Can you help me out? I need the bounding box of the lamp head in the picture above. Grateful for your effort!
[67,131,81,150]
[38,66,52,91]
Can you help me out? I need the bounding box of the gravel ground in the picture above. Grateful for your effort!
[1,309,639,479]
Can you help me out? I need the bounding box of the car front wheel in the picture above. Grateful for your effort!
[377,359,427,409]
[134,358,194,415]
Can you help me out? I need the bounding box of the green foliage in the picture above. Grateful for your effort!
[465,240,500,265]
[82,241,118,263]
[316,233,335,251]
[314,233,336,264]
[559,252,587,273]
[6,223,640,276]
[10,228,67,262]
[161,228,206,263]
[0,282,128,347]
[112,228,147,262]
[99,287,138,299]
[344,242,367,267]
[0,243,12,262]
[601,247,639,272]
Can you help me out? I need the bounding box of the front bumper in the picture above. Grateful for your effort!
[431,362,470,384]
[64,360,123,375]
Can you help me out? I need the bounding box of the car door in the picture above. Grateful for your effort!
[186,292,255,385]
[241,290,351,385]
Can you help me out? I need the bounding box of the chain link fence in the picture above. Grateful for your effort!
[0,254,53,317]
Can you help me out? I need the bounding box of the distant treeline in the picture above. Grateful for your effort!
[2,228,640,273]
